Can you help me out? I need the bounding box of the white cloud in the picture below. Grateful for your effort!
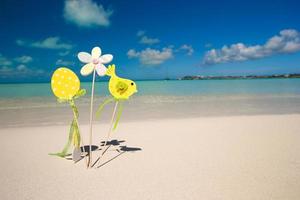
[0,65,45,79]
[180,44,194,55]
[203,29,300,65]
[139,36,160,45]
[137,30,145,37]
[32,37,73,50]
[16,39,25,46]
[56,59,74,66]
[136,31,160,45]
[205,43,212,48]
[14,55,33,63]
[58,51,70,56]
[17,37,73,50]
[127,47,173,65]
[64,0,113,27]
[0,54,45,79]
[0,66,13,74]
[16,64,27,71]
[0,54,12,66]
[1,54,33,67]
[127,49,139,58]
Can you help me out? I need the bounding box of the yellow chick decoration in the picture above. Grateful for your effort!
[106,64,137,100]
[94,64,138,167]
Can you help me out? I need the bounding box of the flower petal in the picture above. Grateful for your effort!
[99,54,113,64]
[78,52,92,63]
[95,63,107,77]
[92,47,101,59]
[80,63,94,76]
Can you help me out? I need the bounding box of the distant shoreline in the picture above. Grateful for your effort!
[180,73,300,80]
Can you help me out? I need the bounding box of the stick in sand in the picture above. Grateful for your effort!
[93,101,119,167]
[87,69,96,166]
[78,47,113,167]
[93,64,138,168]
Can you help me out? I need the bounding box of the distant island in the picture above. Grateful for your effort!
[180,73,300,80]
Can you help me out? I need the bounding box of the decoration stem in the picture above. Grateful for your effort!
[103,100,119,149]
[70,99,88,167]
[95,100,119,167]
[88,69,96,167]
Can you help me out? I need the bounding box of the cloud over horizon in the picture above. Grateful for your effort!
[0,53,45,80]
[180,44,194,56]
[55,59,74,66]
[203,29,300,65]
[0,54,13,66]
[16,37,73,50]
[14,56,33,64]
[0,64,45,79]
[64,0,113,27]
[127,47,173,65]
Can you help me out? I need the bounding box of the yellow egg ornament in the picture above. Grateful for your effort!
[49,67,87,164]
[51,67,80,100]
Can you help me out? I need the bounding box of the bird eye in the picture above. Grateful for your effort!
[131,82,134,86]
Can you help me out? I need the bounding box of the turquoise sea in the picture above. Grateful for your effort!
[1,78,300,127]
[1,78,300,98]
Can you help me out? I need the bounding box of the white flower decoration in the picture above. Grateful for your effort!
[77,46,113,76]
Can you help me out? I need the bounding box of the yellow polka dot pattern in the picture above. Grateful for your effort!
[51,67,80,100]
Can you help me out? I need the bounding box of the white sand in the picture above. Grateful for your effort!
[0,115,300,200]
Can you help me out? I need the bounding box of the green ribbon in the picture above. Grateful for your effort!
[49,118,76,157]
[95,97,115,119]
[96,98,125,131]
[49,89,85,158]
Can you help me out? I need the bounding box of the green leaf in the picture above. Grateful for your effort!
[74,89,86,99]
[72,122,81,148]
[49,119,75,158]
[96,97,115,119]
[69,99,79,118]
[70,99,81,148]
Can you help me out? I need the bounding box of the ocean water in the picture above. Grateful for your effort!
[1,79,300,127]
[0,78,300,98]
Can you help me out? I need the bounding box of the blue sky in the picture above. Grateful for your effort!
[0,0,300,83]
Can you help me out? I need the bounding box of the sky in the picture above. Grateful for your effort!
[0,0,300,83]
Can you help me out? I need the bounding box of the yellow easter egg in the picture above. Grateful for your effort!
[51,67,80,100]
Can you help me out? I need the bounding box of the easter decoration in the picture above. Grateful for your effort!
[49,67,87,164]
[94,64,137,167]
[77,47,113,167]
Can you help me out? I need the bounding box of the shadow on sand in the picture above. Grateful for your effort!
[67,139,142,167]
[65,145,99,161]
[81,145,99,153]
[96,144,142,168]
[90,139,142,168]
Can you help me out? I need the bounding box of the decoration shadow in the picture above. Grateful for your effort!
[65,145,99,161]
[91,138,142,168]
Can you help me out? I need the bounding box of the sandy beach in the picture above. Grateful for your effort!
[1,0,300,199]
[1,114,299,200]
